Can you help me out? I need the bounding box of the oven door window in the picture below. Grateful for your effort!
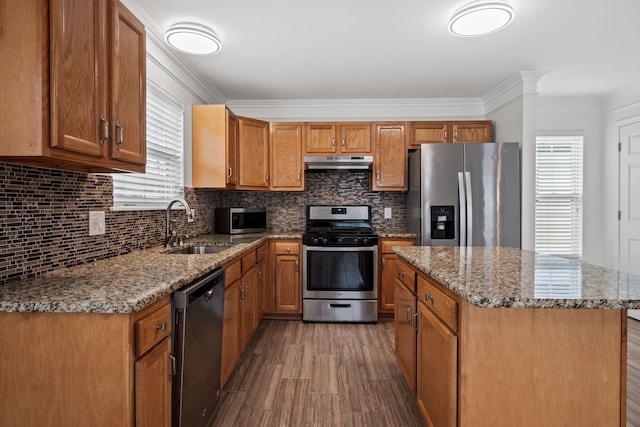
[306,249,374,292]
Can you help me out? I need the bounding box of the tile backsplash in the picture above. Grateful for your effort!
[1,162,405,283]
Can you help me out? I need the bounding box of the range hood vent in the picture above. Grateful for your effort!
[304,155,373,170]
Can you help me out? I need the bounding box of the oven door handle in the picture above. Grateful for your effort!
[303,245,378,252]
[329,303,352,308]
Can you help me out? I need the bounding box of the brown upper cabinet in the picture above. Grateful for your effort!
[305,122,372,155]
[237,117,270,190]
[0,0,146,173]
[269,123,305,191]
[192,105,238,188]
[372,122,408,191]
[409,120,492,148]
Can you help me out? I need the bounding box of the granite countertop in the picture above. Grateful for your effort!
[394,246,640,310]
[0,232,302,314]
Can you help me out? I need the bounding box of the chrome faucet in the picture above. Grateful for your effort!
[165,198,195,247]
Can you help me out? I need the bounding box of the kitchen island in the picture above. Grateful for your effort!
[393,245,640,427]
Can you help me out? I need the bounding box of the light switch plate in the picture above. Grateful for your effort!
[384,207,392,219]
[89,211,105,236]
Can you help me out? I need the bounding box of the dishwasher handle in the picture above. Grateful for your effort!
[173,267,225,309]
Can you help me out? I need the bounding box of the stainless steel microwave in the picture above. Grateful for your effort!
[214,208,267,234]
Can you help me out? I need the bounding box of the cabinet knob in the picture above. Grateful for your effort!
[285,247,290,252]
[156,322,167,331]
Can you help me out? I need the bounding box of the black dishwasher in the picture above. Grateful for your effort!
[172,267,225,427]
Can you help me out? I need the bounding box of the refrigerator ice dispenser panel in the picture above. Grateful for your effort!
[431,206,455,239]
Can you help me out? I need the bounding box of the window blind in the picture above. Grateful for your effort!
[113,84,184,209]
[534,135,583,258]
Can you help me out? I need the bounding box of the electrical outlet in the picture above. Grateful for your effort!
[89,211,106,236]
[384,207,392,219]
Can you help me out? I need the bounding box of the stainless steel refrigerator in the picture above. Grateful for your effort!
[406,142,521,247]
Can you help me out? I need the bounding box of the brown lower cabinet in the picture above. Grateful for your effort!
[264,239,302,317]
[0,295,172,427]
[379,238,415,313]
[221,243,267,388]
[395,257,627,426]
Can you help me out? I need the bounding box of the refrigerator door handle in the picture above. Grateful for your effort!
[458,172,467,247]
[465,171,473,247]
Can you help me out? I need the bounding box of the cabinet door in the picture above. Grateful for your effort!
[270,123,304,190]
[256,258,265,325]
[409,122,449,147]
[275,254,301,313]
[452,121,492,143]
[395,280,416,394]
[417,303,457,427]
[372,122,407,191]
[241,267,257,350]
[305,123,336,153]
[109,2,145,165]
[221,278,242,388]
[380,253,399,312]
[135,336,171,427]
[339,123,372,154]
[238,118,269,189]
[49,0,108,158]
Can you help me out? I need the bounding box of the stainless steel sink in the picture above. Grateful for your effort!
[166,245,231,255]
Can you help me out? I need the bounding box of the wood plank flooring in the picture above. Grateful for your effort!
[628,318,640,426]
[210,319,425,427]
[211,317,640,427]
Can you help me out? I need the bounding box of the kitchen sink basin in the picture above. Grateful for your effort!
[166,245,231,255]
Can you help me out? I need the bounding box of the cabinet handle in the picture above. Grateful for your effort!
[444,129,447,142]
[397,271,405,278]
[331,137,335,147]
[376,171,381,183]
[265,171,269,182]
[115,120,123,149]
[169,353,176,380]
[228,167,232,178]
[295,260,299,273]
[381,258,385,270]
[100,114,109,146]
[297,171,301,182]
[156,322,167,331]
[413,312,419,332]
[424,294,433,302]
[240,286,245,299]
[454,128,458,141]
[341,137,345,147]
[405,306,412,324]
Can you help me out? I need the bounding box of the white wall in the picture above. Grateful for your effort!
[536,96,605,266]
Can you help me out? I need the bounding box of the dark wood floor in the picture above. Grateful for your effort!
[210,319,425,427]
[211,318,640,427]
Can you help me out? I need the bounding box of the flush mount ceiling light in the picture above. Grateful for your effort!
[448,1,514,37]
[165,22,221,55]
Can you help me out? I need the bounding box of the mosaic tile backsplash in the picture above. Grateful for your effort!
[0,162,405,283]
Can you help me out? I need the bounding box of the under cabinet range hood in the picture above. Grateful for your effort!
[304,155,373,170]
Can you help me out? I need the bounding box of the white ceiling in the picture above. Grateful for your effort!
[130,0,640,101]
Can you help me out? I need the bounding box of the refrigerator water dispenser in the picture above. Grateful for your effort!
[431,206,455,239]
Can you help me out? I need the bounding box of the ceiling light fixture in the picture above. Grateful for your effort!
[165,22,221,55]
[448,1,514,37]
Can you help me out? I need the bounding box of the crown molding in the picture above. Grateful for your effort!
[602,86,640,114]
[482,71,547,115]
[537,95,603,116]
[225,98,485,122]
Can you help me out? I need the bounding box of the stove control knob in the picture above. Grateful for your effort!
[362,238,369,245]
[312,237,319,245]
[352,237,359,245]
[321,237,328,245]
[337,237,343,244]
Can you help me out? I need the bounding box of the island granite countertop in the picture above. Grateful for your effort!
[394,245,640,310]
[0,232,302,314]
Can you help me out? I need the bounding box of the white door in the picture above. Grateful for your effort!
[619,119,640,320]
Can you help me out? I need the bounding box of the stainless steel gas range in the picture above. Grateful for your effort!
[302,205,378,323]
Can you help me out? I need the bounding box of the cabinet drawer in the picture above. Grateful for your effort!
[418,275,458,333]
[275,241,300,255]
[226,258,241,286]
[380,239,414,253]
[396,261,416,292]
[241,250,256,273]
[135,299,171,358]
